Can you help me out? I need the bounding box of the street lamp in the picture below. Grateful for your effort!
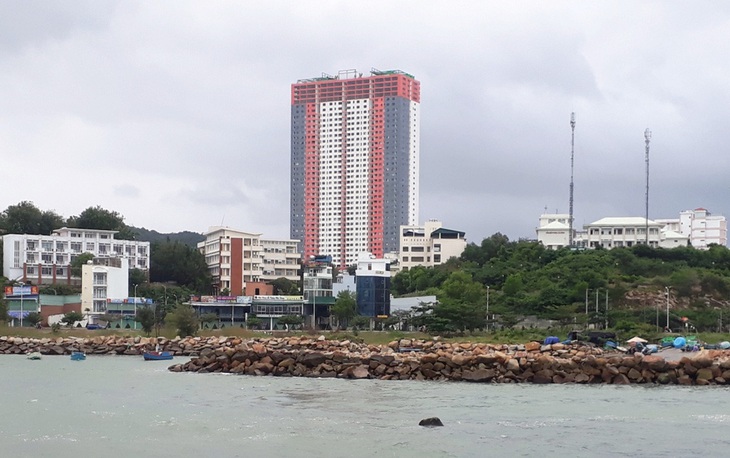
[665,286,671,331]
[18,283,25,328]
[485,285,490,332]
[585,289,590,315]
[133,283,138,330]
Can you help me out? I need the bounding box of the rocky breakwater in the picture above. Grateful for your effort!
[169,337,730,386]
[0,335,236,356]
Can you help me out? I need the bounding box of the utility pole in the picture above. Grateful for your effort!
[569,113,576,247]
[644,128,652,245]
[665,286,671,330]
[485,285,490,332]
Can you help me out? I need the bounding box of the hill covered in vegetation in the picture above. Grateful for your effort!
[391,233,730,335]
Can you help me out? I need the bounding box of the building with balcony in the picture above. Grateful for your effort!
[397,220,466,272]
[537,213,692,250]
[583,217,686,249]
[291,69,420,268]
[2,227,149,285]
[197,226,301,296]
[81,257,129,323]
[302,255,334,329]
[656,208,727,249]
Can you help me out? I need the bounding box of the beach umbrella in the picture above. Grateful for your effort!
[626,336,648,344]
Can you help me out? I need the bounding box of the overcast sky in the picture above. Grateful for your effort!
[2,1,729,245]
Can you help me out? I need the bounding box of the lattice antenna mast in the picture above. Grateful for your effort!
[568,112,576,247]
[644,128,652,245]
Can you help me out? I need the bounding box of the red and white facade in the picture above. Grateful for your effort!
[290,69,420,267]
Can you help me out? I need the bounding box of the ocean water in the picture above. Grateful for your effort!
[1,355,730,457]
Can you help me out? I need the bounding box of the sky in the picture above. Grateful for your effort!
[2,1,729,245]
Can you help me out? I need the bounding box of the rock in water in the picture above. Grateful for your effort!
[419,417,444,427]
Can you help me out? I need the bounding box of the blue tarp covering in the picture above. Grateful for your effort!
[673,336,687,348]
[544,336,560,345]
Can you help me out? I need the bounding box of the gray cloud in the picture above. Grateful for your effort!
[1,1,728,246]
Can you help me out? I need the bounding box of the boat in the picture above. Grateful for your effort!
[143,351,173,361]
[26,351,42,360]
[70,351,86,361]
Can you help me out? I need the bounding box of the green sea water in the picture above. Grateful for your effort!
[1,355,730,457]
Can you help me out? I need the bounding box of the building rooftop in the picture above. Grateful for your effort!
[587,217,662,227]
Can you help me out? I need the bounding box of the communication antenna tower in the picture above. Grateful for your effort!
[568,113,576,247]
[644,128,652,245]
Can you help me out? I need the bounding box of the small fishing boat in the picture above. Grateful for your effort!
[26,351,42,360]
[70,352,86,361]
[143,351,173,361]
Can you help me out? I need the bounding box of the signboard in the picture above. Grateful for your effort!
[253,295,303,301]
[4,285,39,297]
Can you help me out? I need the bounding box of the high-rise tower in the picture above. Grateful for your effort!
[290,69,420,268]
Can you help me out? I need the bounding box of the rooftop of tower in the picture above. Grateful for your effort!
[297,68,415,84]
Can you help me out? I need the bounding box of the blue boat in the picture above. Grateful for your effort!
[143,351,173,361]
[70,352,86,361]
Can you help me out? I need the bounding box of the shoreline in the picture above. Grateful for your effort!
[4,335,730,385]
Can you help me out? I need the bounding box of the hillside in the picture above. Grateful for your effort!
[131,227,205,247]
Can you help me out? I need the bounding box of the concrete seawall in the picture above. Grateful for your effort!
[3,335,729,385]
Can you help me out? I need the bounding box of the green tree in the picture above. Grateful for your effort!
[350,315,371,330]
[61,311,84,326]
[129,269,148,290]
[135,307,155,335]
[0,296,7,324]
[67,206,137,240]
[71,252,95,277]
[246,315,262,330]
[200,312,219,328]
[25,311,42,327]
[149,241,211,292]
[167,304,199,336]
[0,201,64,235]
[331,290,357,328]
[278,314,303,330]
[268,277,301,295]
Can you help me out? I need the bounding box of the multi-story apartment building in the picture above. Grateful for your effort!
[657,208,727,249]
[397,220,466,272]
[80,257,129,322]
[2,227,149,285]
[197,227,301,296]
[290,68,420,268]
[302,255,334,329]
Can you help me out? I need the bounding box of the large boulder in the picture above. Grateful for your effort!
[300,352,327,367]
[461,369,496,382]
[419,417,444,427]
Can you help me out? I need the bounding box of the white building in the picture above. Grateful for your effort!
[3,227,149,285]
[80,257,129,321]
[583,217,687,249]
[658,208,727,249]
[197,226,301,296]
[397,220,466,272]
[535,213,572,250]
